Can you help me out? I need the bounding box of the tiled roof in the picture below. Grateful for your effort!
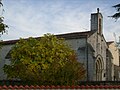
[107,41,114,45]
[1,39,20,45]
[2,30,95,45]
[56,31,95,39]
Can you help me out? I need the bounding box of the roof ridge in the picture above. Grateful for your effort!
[2,30,95,45]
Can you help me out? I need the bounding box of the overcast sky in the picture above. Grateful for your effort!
[1,0,120,42]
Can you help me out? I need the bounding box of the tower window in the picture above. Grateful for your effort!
[104,73,106,77]
[99,18,101,34]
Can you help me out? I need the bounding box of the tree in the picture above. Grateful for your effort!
[3,34,85,85]
[0,0,8,51]
[109,4,120,20]
[0,0,8,35]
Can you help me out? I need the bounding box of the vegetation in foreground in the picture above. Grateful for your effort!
[4,34,86,85]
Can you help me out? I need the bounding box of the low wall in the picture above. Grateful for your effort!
[0,85,120,89]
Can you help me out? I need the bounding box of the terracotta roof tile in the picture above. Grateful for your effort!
[0,85,120,89]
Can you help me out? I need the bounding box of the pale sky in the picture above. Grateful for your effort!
[1,0,120,42]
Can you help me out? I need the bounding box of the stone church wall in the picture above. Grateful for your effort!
[66,38,87,65]
[0,44,14,80]
[88,32,107,81]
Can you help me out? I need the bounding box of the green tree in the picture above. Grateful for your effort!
[3,34,85,85]
[0,0,8,35]
[109,4,120,20]
[0,0,8,51]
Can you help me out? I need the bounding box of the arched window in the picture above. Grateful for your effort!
[95,55,104,81]
[99,18,102,34]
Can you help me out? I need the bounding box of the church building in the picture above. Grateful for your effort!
[0,8,112,81]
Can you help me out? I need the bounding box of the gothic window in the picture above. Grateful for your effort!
[96,56,104,81]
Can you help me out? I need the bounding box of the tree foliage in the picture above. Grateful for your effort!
[3,34,86,85]
[0,0,8,35]
[109,3,120,20]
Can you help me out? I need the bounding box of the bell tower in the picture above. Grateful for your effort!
[91,8,103,35]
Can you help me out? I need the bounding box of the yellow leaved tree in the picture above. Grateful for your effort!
[4,34,85,85]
